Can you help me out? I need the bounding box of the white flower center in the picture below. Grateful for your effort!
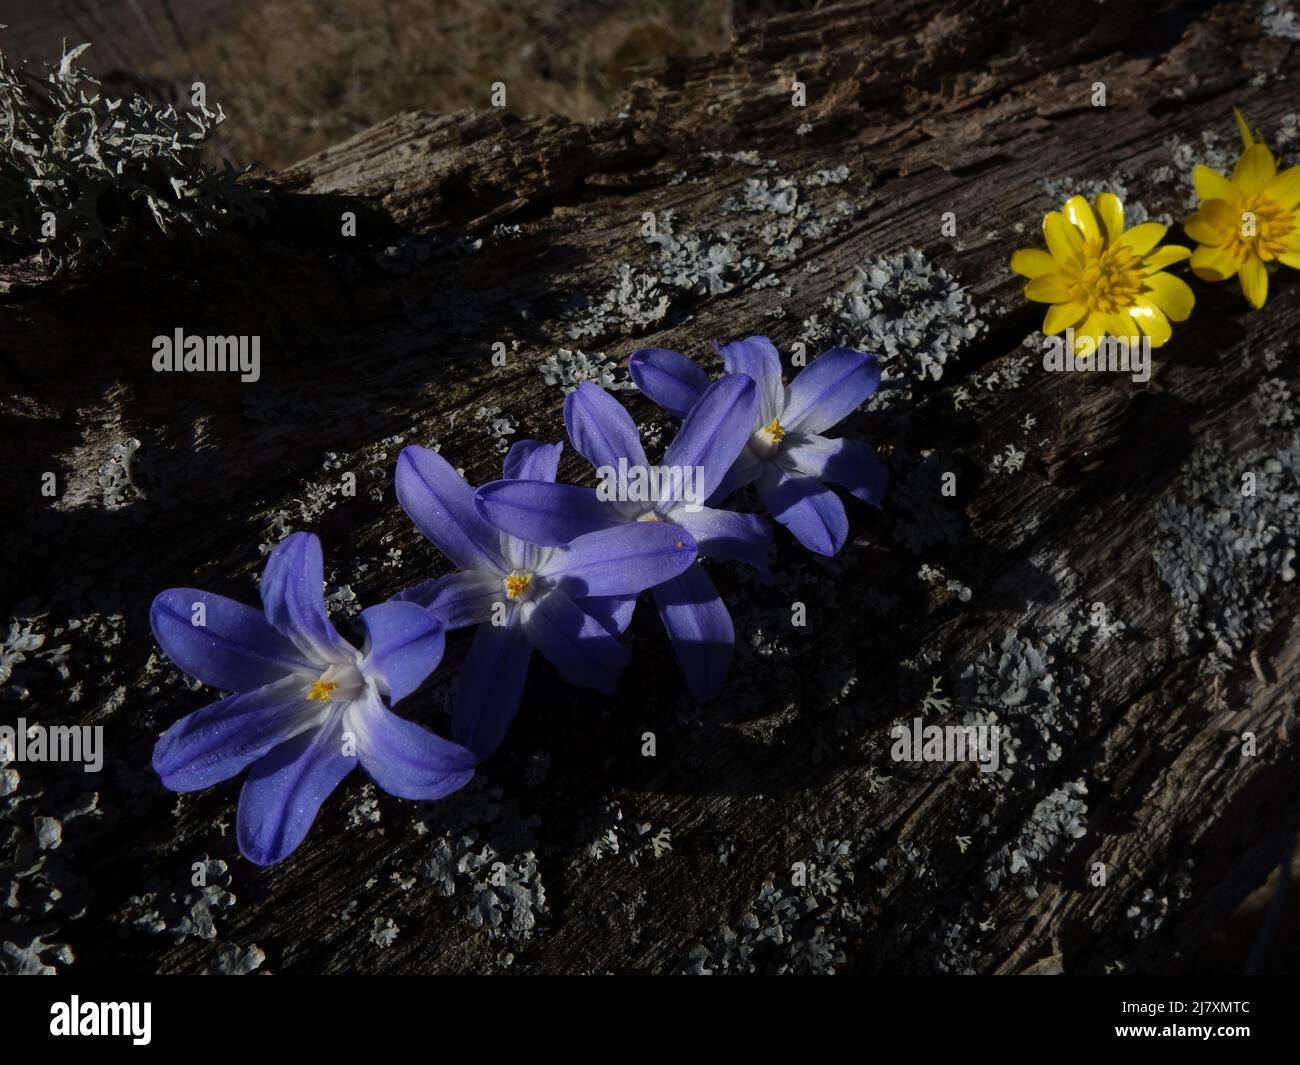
[306,661,366,703]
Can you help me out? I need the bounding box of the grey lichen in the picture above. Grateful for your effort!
[1261,2,1300,41]
[205,942,266,975]
[576,798,671,867]
[801,248,987,404]
[538,348,635,393]
[0,43,261,274]
[1152,410,1299,673]
[685,838,860,974]
[120,857,236,944]
[369,916,399,948]
[473,405,518,454]
[984,779,1089,899]
[1038,175,1166,226]
[415,779,548,944]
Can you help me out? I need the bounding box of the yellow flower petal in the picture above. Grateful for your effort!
[1106,312,1140,342]
[1094,192,1125,244]
[1064,195,1101,242]
[1204,198,1256,243]
[1183,211,1226,246]
[1142,245,1192,273]
[1024,274,1072,302]
[1190,244,1240,281]
[1073,314,1107,358]
[1144,271,1195,322]
[1010,248,1058,278]
[1263,166,1300,210]
[1044,301,1085,335]
[1232,143,1276,197]
[1233,107,1255,150]
[1043,211,1083,264]
[1193,165,1235,204]
[1132,300,1172,348]
[1120,222,1168,257]
[1274,235,1300,269]
[1239,255,1268,309]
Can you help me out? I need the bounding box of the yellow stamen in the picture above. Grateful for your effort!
[1061,237,1145,317]
[761,417,785,443]
[504,572,532,599]
[1224,195,1294,263]
[307,679,337,702]
[637,513,660,522]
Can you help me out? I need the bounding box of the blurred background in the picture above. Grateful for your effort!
[2,0,821,170]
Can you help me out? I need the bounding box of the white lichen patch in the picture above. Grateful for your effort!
[685,838,859,974]
[801,248,988,405]
[538,348,635,393]
[415,778,547,946]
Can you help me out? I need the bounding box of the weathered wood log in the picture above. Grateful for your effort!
[2,0,1298,975]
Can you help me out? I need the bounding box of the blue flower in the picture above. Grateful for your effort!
[395,438,699,759]
[472,376,769,701]
[629,336,889,556]
[150,531,474,867]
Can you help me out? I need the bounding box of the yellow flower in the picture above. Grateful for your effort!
[1183,108,1300,310]
[1011,193,1194,354]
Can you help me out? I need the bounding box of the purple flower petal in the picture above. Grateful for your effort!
[780,348,881,434]
[628,346,710,417]
[520,587,630,693]
[540,521,698,597]
[394,570,500,629]
[651,565,734,701]
[236,709,356,866]
[578,593,638,636]
[351,696,476,801]
[669,505,773,578]
[780,433,889,506]
[152,676,319,792]
[563,381,649,471]
[454,620,533,759]
[503,439,563,483]
[359,601,446,705]
[757,464,849,556]
[706,447,766,506]
[474,480,618,547]
[715,336,784,422]
[663,374,759,502]
[150,588,310,693]
[261,532,351,663]
[395,445,507,573]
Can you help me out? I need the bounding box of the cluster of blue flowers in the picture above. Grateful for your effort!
[149,337,888,865]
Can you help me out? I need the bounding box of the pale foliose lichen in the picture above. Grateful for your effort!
[575,798,671,866]
[415,779,548,946]
[0,43,262,274]
[801,248,987,404]
[539,348,635,393]
[1261,2,1300,41]
[685,838,860,974]
[119,858,236,944]
[1152,391,1299,673]
[1038,175,1166,226]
